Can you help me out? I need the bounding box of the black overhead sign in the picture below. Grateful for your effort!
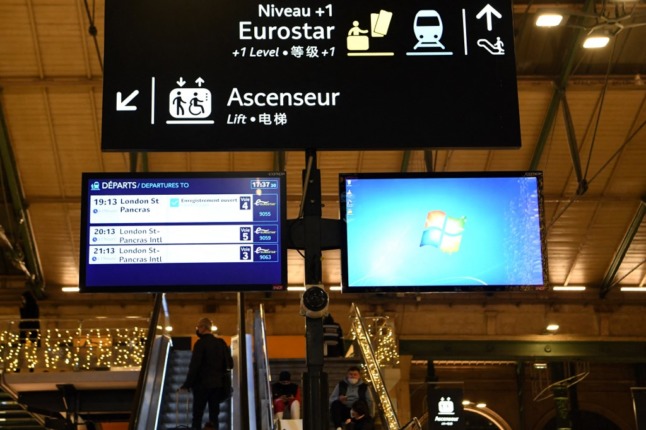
[101,0,521,151]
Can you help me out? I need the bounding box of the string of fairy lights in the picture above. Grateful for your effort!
[0,325,147,372]
[350,305,400,430]
[365,316,400,368]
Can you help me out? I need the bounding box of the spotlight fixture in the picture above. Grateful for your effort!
[546,323,560,332]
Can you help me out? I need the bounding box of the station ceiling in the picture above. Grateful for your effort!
[0,0,644,306]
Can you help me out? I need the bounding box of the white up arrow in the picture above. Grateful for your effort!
[116,90,139,111]
[476,4,502,31]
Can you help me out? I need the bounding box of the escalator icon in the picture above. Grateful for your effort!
[477,37,505,55]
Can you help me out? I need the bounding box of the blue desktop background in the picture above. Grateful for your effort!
[343,176,545,289]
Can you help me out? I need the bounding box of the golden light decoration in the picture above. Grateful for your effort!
[0,320,148,372]
[365,316,400,368]
[349,305,400,430]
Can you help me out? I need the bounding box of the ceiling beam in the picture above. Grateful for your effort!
[400,339,646,362]
[401,150,411,172]
[529,0,597,171]
[0,100,44,296]
[599,200,646,298]
[424,150,434,172]
[274,151,285,171]
[561,94,587,195]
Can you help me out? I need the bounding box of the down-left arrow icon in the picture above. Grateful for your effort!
[116,90,139,111]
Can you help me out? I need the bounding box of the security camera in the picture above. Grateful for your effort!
[300,285,329,319]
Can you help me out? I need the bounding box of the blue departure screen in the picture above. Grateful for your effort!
[340,172,546,292]
[79,172,287,292]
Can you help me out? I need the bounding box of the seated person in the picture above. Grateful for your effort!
[344,400,374,430]
[272,371,301,420]
[329,366,373,430]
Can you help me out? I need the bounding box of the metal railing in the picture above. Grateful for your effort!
[399,417,423,430]
[254,304,276,430]
[0,316,149,372]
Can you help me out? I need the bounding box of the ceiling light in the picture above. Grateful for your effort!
[533,362,548,369]
[476,402,487,408]
[462,400,472,406]
[287,285,306,292]
[583,29,611,48]
[546,323,560,332]
[61,286,79,293]
[536,13,564,27]
[553,285,586,291]
[620,286,646,292]
[329,286,342,292]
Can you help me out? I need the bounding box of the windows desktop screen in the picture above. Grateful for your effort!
[342,174,546,291]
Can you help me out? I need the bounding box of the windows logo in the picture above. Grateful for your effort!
[419,210,466,254]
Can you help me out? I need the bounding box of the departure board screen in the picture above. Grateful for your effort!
[79,172,287,292]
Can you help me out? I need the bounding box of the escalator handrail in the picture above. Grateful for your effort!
[256,304,276,430]
[128,293,164,430]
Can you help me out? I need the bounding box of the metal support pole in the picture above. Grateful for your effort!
[552,384,571,430]
[302,149,328,430]
[516,362,526,430]
[238,292,250,430]
[550,363,572,430]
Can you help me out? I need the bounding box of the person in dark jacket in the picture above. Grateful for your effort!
[19,290,40,345]
[181,317,233,430]
[323,314,345,357]
[343,400,374,430]
[329,366,373,430]
[272,370,301,420]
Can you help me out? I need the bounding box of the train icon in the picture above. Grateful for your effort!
[413,10,446,50]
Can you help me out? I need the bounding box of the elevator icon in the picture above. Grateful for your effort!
[167,77,214,125]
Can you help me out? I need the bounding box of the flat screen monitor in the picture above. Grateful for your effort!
[339,172,547,293]
[79,171,287,293]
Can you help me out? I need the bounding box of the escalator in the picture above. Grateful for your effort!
[0,387,45,429]
[156,348,232,430]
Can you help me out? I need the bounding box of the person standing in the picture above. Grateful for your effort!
[329,366,373,430]
[180,317,233,430]
[19,290,40,344]
[18,290,40,372]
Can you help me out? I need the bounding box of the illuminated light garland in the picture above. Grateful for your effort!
[365,317,400,368]
[349,304,400,430]
[0,322,148,372]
